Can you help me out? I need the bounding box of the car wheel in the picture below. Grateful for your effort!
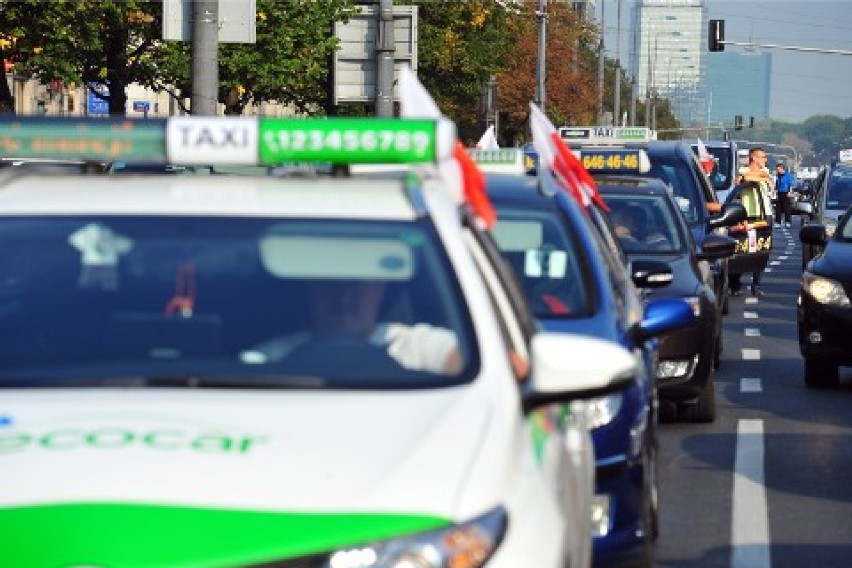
[680,367,716,423]
[646,439,660,542]
[721,291,729,315]
[804,357,839,388]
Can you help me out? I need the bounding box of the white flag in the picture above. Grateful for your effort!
[476,125,500,150]
[400,65,442,119]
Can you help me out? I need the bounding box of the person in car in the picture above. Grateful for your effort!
[244,279,461,374]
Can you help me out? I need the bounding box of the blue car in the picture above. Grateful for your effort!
[478,155,694,568]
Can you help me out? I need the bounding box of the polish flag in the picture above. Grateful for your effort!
[400,66,495,228]
[476,125,500,150]
[529,103,608,212]
[696,138,715,175]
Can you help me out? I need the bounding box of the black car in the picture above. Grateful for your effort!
[565,133,740,317]
[690,139,739,203]
[797,160,852,269]
[798,206,852,387]
[599,177,740,422]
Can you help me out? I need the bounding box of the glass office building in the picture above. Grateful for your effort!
[630,0,707,126]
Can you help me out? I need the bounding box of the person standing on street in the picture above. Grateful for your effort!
[731,147,774,297]
[774,162,795,228]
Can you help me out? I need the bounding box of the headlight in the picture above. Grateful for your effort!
[684,296,702,317]
[324,507,507,568]
[803,272,851,307]
[825,220,838,238]
[583,393,624,430]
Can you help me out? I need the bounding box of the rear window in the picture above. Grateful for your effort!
[491,208,591,318]
[827,167,852,210]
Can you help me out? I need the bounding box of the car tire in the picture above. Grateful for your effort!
[680,368,716,423]
[721,291,729,315]
[713,333,722,369]
[804,357,839,388]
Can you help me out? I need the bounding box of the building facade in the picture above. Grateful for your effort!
[706,51,771,125]
[630,0,707,126]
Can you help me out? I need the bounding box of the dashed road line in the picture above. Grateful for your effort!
[741,378,763,393]
[731,419,771,568]
[745,328,761,337]
[745,298,758,305]
[742,348,761,360]
[770,261,781,266]
[744,312,759,319]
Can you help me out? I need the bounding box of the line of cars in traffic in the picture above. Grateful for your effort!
[0,109,755,568]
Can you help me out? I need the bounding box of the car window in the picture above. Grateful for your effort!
[606,194,685,254]
[645,156,702,224]
[840,209,852,240]
[491,208,591,318]
[827,166,852,209]
[0,216,478,387]
[691,145,733,191]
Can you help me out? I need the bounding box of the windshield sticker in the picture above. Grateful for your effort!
[67,223,134,290]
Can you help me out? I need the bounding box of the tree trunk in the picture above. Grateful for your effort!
[0,48,15,114]
[106,25,128,116]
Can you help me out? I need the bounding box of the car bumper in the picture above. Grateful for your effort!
[592,454,647,567]
[655,319,714,402]
[798,293,852,364]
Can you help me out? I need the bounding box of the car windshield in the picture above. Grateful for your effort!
[0,216,477,388]
[491,208,590,318]
[826,167,852,210]
[605,194,684,254]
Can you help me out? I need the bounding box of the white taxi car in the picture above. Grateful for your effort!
[0,116,638,568]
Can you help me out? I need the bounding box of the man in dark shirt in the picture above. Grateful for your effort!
[774,162,795,228]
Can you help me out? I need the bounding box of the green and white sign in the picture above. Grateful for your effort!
[259,118,439,164]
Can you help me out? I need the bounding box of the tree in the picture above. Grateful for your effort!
[497,1,598,144]
[409,0,514,142]
[156,0,356,115]
[1,1,165,115]
[0,0,355,116]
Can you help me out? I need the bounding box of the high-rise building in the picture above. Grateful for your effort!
[570,0,596,21]
[630,0,707,126]
[706,51,771,125]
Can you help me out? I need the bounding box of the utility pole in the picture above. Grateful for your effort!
[596,0,605,123]
[375,0,395,117]
[613,0,622,126]
[191,0,218,115]
[535,0,547,112]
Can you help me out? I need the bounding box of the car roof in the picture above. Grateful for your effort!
[0,173,420,220]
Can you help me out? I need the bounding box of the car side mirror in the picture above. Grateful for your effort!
[630,297,695,344]
[794,201,814,217]
[522,334,635,412]
[696,233,738,261]
[707,203,747,229]
[631,259,674,289]
[799,224,827,246]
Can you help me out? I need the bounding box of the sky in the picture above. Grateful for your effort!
[599,0,852,123]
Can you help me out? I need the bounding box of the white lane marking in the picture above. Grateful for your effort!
[742,348,761,360]
[744,311,759,319]
[745,298,758,305]
[770,261,781,266]
[779,256,789,260]
[741,378,762,393]
[765,268,773,272]
[731,419,771,568]
[745,328,761,337]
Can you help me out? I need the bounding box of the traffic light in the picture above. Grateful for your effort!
[709,19,725,52]
[734,115,743,131]
[749,116,755,128]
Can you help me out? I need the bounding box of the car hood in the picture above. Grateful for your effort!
[0,387,493,565]
[813,241,852,282]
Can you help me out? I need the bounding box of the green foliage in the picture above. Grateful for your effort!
[409,0,513,140]
[156,0,356,115]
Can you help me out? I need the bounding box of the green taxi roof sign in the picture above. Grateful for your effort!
[0,116,457,166]
[466,148,526,175]
[558,126,656,146]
